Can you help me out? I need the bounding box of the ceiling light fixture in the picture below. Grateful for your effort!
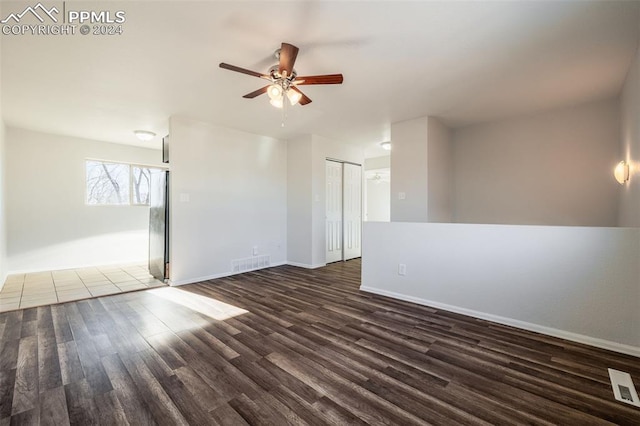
[267,84,283,100]
[287,89,302,106]
[380,142,391,151]
[269,97,284,109]
[134,130,156,141]
[266,81,302,109]
[614,161,630,184]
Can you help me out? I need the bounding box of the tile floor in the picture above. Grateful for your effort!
[0,264,166,312]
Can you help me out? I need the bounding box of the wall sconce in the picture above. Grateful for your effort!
[614,161,630,185]
[380,142,391,151]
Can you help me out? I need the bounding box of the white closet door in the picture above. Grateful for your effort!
[343,163,362,260]
[326,160,343,263]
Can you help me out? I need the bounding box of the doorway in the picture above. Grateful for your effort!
[326,160,362,263]
[364,168,390,222]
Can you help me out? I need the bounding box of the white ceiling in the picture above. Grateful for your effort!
[2,1,639,158]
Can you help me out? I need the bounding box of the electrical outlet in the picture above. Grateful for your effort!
[398,264,407,276]
[398,192,406,200]
[252,246,258,256]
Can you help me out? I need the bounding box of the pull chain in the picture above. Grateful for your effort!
[281,90,288,127]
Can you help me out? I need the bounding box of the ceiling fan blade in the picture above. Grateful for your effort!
[219,63,268,79]
[291,86,312,105]
[295,74,344,85]
[279,43,299,77]
[242,86,270,99]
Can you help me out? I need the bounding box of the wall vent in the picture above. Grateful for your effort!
[231,255,271,274]
[608,368,640,407]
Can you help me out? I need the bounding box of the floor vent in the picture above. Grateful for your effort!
[608,368,640,407]
[232,255,271,274]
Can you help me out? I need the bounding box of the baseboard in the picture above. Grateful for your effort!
[286,261,326,269]
[360,286,640,358]
[169,272,236,287]
[7,258,148,275]
[169,261,288,287]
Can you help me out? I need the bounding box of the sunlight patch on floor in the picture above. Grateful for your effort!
[148,287,248,320]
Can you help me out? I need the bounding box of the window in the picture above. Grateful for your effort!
[132,166,152,205]
[86,160,161,206]
[86,160,130,205]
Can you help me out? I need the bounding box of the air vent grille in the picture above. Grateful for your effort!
[608,368,640,407]
[232,255,271,274]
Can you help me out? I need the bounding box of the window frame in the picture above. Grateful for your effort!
[130,165,154,206]
[85,158,167,207]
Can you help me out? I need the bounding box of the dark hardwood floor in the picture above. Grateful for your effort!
[1,259,639,425]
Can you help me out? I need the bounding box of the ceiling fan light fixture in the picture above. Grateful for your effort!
[269,97,283,109]
[134,130,156,141]
[287,89,302,106]
[267,84,283,100]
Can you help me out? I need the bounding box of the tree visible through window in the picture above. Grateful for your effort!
[86,161,130,205]
[132,166,152,205]
[86,160,161,206]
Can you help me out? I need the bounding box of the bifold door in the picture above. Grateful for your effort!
[343,163,362,260]
[326,161,343,263]
[325,160,362,263]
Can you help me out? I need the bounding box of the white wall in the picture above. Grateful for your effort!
[366,178,390,222]
[364,156,390,171]
[427,117,453,222]
[0,123,5,286]
[287,135,313,266]
[390,117,429,222]
[390,116,454,223]
[0,125,5,287]
[0,35,6,288]
[619,46,640,227]
[364,156,390,222]
[453,99,620,226]
[362,222,640,356]
[169,117,287,285]
[6,127,162,273]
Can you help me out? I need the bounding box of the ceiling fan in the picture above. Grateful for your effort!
[219,42,343,108]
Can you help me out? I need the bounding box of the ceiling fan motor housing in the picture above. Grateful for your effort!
[268,65,297,82]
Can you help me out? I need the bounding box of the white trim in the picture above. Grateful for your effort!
[360,286,640,358]
[7,259,148,275]
[169,261,287,287]
[286,261,326,269]
[85,157,169,171]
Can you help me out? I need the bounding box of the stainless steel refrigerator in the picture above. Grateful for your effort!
[149,169,169,281]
